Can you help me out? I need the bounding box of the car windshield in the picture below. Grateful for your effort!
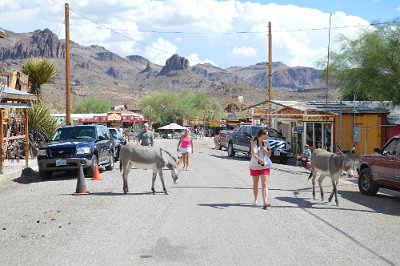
[109,128,120,138]
[251,126,281,138]
[52,127,96,141]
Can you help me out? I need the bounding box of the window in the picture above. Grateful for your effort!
[384,139,400,156]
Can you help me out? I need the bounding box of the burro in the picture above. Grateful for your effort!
[119,143,181,194]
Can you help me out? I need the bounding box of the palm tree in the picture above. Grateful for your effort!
[21,58,56,101]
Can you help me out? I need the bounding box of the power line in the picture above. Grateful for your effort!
[45,0,399,64]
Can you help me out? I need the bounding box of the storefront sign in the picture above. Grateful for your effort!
[209,119,220,127]
[303,115,334,122]
[254,109,268,114]
[107,113,122,121]
[296,126,303,133]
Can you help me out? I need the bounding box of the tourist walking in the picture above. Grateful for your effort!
[248,128,272,209]
[177,128,193,171]
[137,123,154,146]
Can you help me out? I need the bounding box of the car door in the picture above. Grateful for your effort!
[233,127,245,150]
[238,126,251,152]
[375,138,399,187]
[393,139,400,186]
[95,126,106,163]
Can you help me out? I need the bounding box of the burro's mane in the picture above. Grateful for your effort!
[160,148,176,164]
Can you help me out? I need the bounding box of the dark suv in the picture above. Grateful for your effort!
[227,125,292,164]
[358,135,400,195]
[37,124,115,179]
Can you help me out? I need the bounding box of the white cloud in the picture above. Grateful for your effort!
[397,5,400,11]
[145,37,178,65]
[0,0,374,68]
[231,46,257,58]
[188,53,217,66]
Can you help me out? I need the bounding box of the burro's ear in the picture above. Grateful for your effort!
[176,156,182,165]
[336,144,344,154]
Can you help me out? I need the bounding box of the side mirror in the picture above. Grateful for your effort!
[374,148,382,154]
[98,135,107,141]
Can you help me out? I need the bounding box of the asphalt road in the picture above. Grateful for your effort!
[1,138,399,266]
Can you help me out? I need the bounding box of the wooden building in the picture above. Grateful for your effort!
[242,100,391,156]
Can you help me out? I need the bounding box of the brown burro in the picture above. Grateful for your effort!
[119,143,181,194]
[308,147,352,206]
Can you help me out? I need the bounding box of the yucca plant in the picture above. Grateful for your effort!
[21,58,57,101]
[28,103,59,140]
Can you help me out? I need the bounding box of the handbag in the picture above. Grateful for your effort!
[249,141,272,169]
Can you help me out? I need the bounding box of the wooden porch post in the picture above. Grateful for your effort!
[0,109,3,174]
[24,108,29,167]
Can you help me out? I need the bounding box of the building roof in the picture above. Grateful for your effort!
[2,86,37,101]
[306,101,391,114]
[125,103,141,111]
[243,100,391,115]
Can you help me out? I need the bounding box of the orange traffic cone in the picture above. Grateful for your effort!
[92,164,101,180]
[73,164,89,195]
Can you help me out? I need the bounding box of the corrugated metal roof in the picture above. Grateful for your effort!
[0,102,31,109]
[306,101,391,114]
[388,106,400,125]
[2,86,36,101]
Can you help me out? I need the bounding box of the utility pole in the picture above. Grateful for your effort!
[65,2,71,125]
[268,21,273,126]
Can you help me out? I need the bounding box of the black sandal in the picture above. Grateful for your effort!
[263,203,271,210]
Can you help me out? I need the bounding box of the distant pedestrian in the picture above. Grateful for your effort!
[248,128,272,210]
[138,123,154,146]
[177,128,193,171]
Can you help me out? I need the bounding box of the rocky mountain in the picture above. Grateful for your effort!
[0,28,328,110]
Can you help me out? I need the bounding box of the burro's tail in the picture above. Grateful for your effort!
[119,159,122,172]
[307,171,313,180]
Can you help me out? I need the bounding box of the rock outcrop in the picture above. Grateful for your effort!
[0,28,65,60]
[159,54,189,75]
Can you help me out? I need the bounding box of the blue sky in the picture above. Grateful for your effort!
[244,0,399,22]
[0,0,399,68]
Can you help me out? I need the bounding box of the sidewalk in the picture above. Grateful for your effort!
[0,159,38,186]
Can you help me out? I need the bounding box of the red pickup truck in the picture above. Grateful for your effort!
[214,130,234,150]
[358,135,400,195]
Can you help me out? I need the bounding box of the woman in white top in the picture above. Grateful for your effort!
[249,128,272,209]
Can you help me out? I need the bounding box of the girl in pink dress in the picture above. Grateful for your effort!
[177,128,194,171]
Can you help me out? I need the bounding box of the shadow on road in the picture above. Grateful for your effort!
[13,168,78,184]
[89,191,156,196]
[175,186,251,190]
[198,203,255,209]
[340,190,400,216]
[208,154,249,161]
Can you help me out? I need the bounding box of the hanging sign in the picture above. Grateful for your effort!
[303,115,334,122]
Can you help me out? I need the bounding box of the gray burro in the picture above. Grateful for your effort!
[0,159,38,186]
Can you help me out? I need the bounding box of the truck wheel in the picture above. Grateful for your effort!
[358,168,379,196]
[87,155,98,178]
[227,143,235,157]
[39,170,52,180]
[215,141,221,150]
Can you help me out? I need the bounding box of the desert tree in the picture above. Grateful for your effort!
[328,19,400,104]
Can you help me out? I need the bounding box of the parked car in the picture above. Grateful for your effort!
[357,135,400,195]
[227,125,292,164]
[108,127,126,160]
[37,124,115,179]
[214,129,234,150]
